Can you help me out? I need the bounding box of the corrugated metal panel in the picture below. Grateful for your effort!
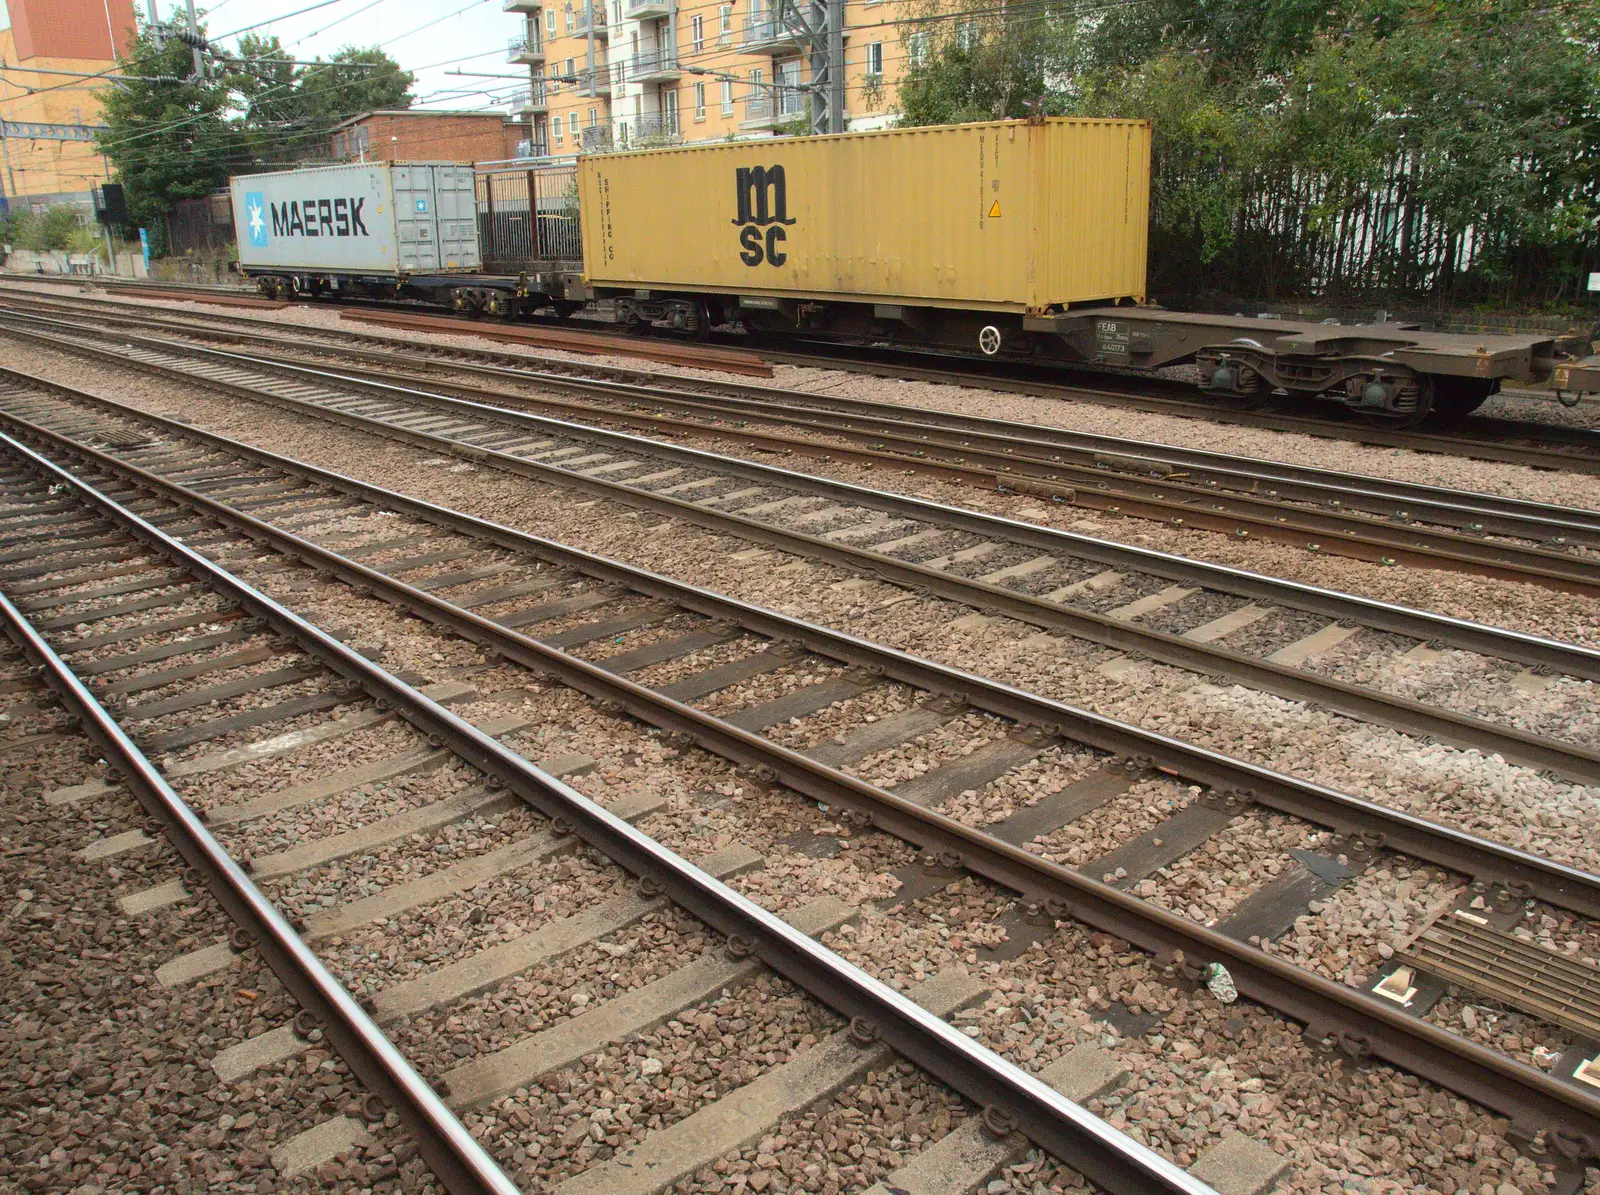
[577,118,1149,311]
[1035,120,1150,306]
[229,161,483,277]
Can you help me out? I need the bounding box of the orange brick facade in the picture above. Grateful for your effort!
[0,0,136,207]
[329,111,532,165]
[8,0,136,60]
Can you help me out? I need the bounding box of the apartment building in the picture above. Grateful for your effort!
[0,0,138,210]
[502,0,912,156]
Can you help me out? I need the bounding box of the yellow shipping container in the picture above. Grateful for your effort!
[577,117,1151,313]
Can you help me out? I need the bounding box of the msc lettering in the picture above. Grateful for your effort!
[731,165,794,268]
[270,197,369,238]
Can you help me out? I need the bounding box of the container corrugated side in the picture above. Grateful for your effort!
[230,161,482,276]
[577,118,1150,311]
[1035,120,1150,306]
[232,163,401,275]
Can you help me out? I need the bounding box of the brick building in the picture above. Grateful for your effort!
[328,109,532,165]
[0,0,138,210]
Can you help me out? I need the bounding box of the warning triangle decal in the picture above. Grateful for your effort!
[988,200,1002,217]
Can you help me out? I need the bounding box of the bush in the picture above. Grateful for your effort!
[2,205,104,256]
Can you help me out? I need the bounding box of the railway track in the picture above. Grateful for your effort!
[2,313,1597,791]
[6,392,1600,1191]
[4,288,1595,595]
[1,280,1595,474]
[0,419,1225,1195]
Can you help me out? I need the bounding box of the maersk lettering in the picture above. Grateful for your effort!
[732,165,794,267]
[269,197,368,238]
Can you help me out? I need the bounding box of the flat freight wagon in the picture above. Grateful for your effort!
[577,117,1151,349]
[231,162,481,297]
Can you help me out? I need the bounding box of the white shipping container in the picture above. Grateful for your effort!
[230,161,481,276]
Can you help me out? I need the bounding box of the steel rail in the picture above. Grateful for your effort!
[0,427,1216,1195]
[249,344,1600,595]
[6,284,1597,489]
[3,340,1598,788]
[0,435,527,1195]
[11,404,1600,1165]
[11,391,1600,915]
[7,317,1599,678]
[10,289,1598,547]
[37,291,1578,586]
[281,344,1600,546]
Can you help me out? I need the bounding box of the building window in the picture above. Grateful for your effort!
[718,4,732,43]
[566,57,576,82]
[588,106,598,127]
[694,82,706,120]
[955,21,976,49]
[547,8,557,36]
[564,2,574,31]
[865,41,882,78]
[553,113,564,143]
[907,32,929,67]
[691,14,703,52]
[721,78,733,115]
[613,0,620,22]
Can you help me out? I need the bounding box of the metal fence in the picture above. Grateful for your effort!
[1154,154,1600,311]
[745,86,806,122]
[476,164,582,265]
[164,192,235,256]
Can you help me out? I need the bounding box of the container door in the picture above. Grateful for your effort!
[433,165,483,270]
[391,165,441,273]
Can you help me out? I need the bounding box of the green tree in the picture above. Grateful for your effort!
[2,206,103,253]
[225,33,302,130]
[95,18,419,245]
[222,38,412,163]
[94,20,240,251]
[898,0,1600,307]
[896,4,1068,126]
[293,47,414,127]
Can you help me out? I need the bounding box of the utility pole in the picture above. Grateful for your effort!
[798,0,844,135]
[184,0,204,81]
[584,1,595,113]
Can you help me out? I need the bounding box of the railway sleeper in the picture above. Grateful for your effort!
[9,402,1600,1180]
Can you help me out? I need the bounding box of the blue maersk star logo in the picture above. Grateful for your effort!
[245,192,268,247]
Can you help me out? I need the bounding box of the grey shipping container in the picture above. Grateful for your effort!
[230,161,481,277]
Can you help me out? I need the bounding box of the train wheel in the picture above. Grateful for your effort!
[692,301,713,343]
[1353,375,1434,430]
[1199,361,1267,410]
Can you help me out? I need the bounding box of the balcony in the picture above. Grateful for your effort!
[581,125,614,152]
[578,63,618,97]
[507,34,545,63]
[515,137,550,158]
[503,0,539,10]
[742,86,807,129]
[515,82,548,113]
[742,8,808,52]
[631,110,682,145]
[624,0,670,17]
[573,2,608,37]
[629,49,680,82]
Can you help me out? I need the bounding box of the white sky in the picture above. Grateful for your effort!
[180,0,524,113]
